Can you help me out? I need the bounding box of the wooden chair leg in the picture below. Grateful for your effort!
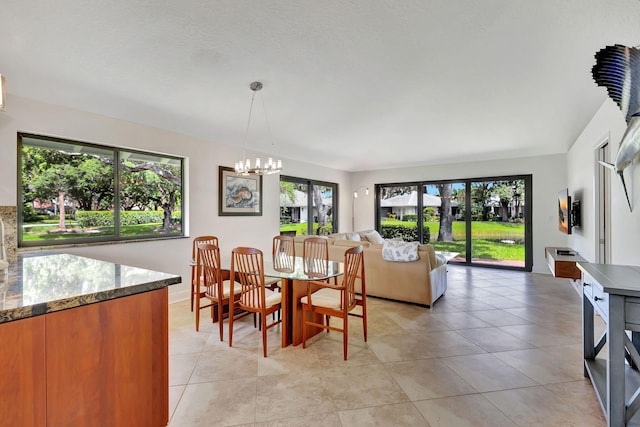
[190,285,194,312]
[228,305,234,348]
[343,318,348,361]
[262,317,268,357]
[218,302,224,342]
[302,310,307,349]
[195,293,201,332]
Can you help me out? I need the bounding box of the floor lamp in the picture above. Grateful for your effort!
[352,186,369,231]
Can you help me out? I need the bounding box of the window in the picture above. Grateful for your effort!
[279,176,338,236]
[376,175,532,271]
[18,133,184,247]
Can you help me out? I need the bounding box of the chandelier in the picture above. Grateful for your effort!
[235,81,283,175]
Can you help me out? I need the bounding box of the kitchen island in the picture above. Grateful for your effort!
[0,251,181,427]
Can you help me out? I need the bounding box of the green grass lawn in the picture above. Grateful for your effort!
[280,220,525,261]
[21,223,181,241]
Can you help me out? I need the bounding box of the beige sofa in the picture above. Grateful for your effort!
[293,231,448,307]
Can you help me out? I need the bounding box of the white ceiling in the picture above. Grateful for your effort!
[2,0,640,172]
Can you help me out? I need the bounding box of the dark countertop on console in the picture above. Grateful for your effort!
[0,251,181,324]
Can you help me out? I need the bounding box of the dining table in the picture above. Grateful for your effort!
[264,253,343,347]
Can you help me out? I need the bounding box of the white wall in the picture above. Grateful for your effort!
[350,154,569,274]
[0,95,350,302]
[568,100,640,265]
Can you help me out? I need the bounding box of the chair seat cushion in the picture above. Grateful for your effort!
[200,280,242,298]
[300,288,341,310]
[263,288,282,307]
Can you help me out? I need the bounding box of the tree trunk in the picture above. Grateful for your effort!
[437,184,453,241]
[312,186,327,230]
[58,191,66,229]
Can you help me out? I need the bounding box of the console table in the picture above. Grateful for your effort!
[579,262,640,426]
[545,246,586,279]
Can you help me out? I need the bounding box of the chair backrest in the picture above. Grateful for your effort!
[273,235,295,257]
[231,247,267,310]
[192,235,218,260]
[342,245,364,310]
[272,235,295,272]
[192,236,219,287]
[197,243,223,298]
[303,237,328,260]
[303,237,329,278]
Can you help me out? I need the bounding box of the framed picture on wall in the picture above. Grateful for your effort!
[218,166,262,216]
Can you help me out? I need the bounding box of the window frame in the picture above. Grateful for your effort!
[279,175,339,235]
[375,174,532,271]
[18,132,185,247]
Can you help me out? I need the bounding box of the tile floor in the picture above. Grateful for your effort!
[168,266,609,426]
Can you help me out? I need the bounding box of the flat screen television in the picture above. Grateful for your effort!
[558,188,572,234]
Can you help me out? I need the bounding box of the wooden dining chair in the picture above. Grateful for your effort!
[300,245,366,360]
[190,235,218,312]
[229,247,282,357]
[268,235,295,289]
[195,243,243,340]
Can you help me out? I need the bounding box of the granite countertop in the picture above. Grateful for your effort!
[0,251,181,324]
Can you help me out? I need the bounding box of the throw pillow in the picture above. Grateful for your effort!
[361,230,385,244]
[346,232,361,241]
[382,240,419,262]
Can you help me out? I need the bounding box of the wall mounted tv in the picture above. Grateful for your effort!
[558,188,572,234]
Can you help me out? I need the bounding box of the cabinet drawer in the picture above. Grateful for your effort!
[582,272,595,299]
[591,284,609,322]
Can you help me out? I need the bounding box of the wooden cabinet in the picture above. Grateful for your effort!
[0,316,46,427]
[545,246,586,279]
[0,288,169,427]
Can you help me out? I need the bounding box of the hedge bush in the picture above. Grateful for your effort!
[380,224,430,243]
[76,210,181,228]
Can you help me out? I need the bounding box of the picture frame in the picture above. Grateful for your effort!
[218,166,262,216]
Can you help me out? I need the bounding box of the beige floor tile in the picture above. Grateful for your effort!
[386,358,477,400]
[255,412,341,426]
[321,363,410,411]
[190,345,259,383]
[498,323,582,347]
[169,385,185,421]
[493,345,584,385]
[457,327,533,352]
[419,330,486,358]
[339,402,430,426]
[466,309,532,327]
[169,378,257,426]
[429,311,492,330]
[484,383,606,426]
[414,394,516,427]
[367,333,435,362]
[441,353,538,392]
[255,371,338,422]
[169,352,200,386]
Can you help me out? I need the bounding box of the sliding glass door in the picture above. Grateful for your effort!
[423,182,467,261]
[469,178,527,268]
[376,175,531,271]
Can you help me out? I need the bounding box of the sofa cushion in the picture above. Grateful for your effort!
[360,229,386,244]
[334,240,370,248]
[328,232,347,240]
[346,232,361,241]
[382,240,419,262]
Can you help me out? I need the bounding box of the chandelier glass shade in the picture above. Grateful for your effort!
[234,81,282,176]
